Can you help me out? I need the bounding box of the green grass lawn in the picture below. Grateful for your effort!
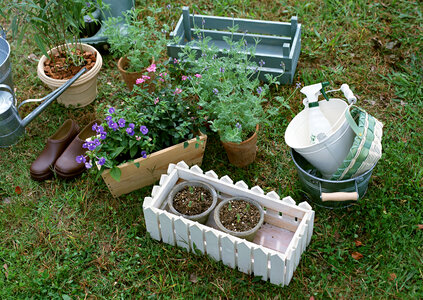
[1,0,422,298]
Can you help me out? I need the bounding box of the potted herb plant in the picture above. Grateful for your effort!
[7,0,104,107]
[177,33,280,167]
[78,63,208,197]
[103,7,169,90]
[168,181,218,224]
[213,197,265,242]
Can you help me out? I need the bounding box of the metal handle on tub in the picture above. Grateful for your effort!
[321,192,359,202]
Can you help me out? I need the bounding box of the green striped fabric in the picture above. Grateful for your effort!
[331,106,383,181]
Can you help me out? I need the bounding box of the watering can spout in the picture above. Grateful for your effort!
[21,68,87,128]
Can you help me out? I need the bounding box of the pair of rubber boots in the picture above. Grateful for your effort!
[30,119,100,181]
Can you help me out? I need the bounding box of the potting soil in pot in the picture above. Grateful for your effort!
[172,186,213,216]
[219,200,261,232]
[43,49,97,80]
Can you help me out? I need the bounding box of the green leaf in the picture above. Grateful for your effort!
[111,146,125,159]
[110,167,121,182]
[130,146,138,158]
[195,143,199,149]
[134,162,140,168]
[34,35,49,58]
[183,141,189,149]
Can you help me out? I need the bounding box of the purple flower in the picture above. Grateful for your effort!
[141,151,147,158]
[82,142,89,149]
[92,123,98,131]
[202,18,205,25]
[257,86,263,94]
[109,107,115,114]
[219,67,225,73]
[128,123,135,129]
[166,4,171,9]
[118,118,126,128]
[259,60,265,67]
[236,122,242,129]
[140,125,149,135]
[108,121,118,131]
[126,127,134,136]
[213,88,219,95]
[75,155,86,164]
[280,61,285,69]
[105,116,112,122]
[96,125,105,134]
[84,15,92,23]
[93,138,101,146]
[88,142,97,151]
[100,132,107,140]
[86,2,91,7]
[98,157,106,166]
[173,58,179,64]
[296,82,302,89]
[85,161,92,169]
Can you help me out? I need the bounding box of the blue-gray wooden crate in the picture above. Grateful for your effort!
[167,7,301,84]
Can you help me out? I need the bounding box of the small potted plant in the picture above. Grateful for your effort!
[168,181,218,224]
[78,63,208,197]
[7,0,104,107]
[103,7,169,90]
[213,197,265,242]
[177,33,281,167]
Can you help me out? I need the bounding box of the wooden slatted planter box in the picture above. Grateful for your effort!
[143,161,314,286]
[101,133,207,197]
[167,7,301,84]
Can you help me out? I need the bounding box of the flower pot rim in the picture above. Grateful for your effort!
[168,180,218,222]
[117,56,155,75]
[221,124,259,145]
[214,196,265,237]
[37,42,103,86]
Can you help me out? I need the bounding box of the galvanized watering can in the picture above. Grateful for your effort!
[0,68,86,147]
[0,27,13,91]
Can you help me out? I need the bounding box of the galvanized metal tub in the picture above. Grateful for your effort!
[0,37,13,90]
[291,149,376,209]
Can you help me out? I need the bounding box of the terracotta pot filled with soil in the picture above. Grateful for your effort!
[221,124,259,167]
[214,197,264,242]
[37,43,102,107]
[168,180,217,224]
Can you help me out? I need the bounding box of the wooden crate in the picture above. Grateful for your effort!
[167,7,301,84]
[143,161,314,286]
[101,133,207,197]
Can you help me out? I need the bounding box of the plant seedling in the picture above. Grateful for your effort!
[199,193,204,201]
[188,201,193,208]
[188,186,194,193]
[236,213,241,223]
[245,204,250,212]
[228,202,232,211]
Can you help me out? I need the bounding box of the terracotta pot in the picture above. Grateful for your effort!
[37,43,102,107]
[117,57,154,91]
[221,124,259,167]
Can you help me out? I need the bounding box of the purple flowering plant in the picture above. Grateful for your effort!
[79,105,155,181]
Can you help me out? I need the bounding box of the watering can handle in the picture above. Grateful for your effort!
[321,192,359,202]
[0,84,16,106]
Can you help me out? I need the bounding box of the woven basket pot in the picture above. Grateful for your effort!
[221,124,259,167]
[37,43,102,107]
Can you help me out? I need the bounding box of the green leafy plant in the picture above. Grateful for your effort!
[103,7,169,72]
[78,63,204,181]
[175,26,281,143]
[6,0,103,66]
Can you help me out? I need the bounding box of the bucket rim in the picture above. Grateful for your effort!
[0,37,11,68]
[290,148,377,183]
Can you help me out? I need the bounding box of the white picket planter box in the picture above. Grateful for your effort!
[142,161,315,286]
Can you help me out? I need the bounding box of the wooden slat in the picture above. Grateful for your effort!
[189,223,206,254]
[143,207,161,241]
[150,169,179,208]
[253,246,269,280]
[192,29,292,46]
[237,241,253,274]
[191,14,292,36]
[170,15,184,38]
[264,208,299,232]
[270,252,285,286]
[159,211,175,246]
[174,217,190,250]
[221,235,237,268]
[205,229,221,261]
[284,249,294,284]
[101,133,207,197]
[182,7,192,41]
